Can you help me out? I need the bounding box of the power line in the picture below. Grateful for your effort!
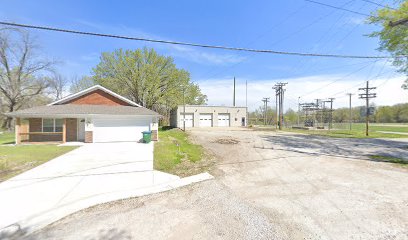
[279,0,358,77]
[200,4,307,80]
[300,60,378,98]
[0,21,403,59]
[201,1,353,81]
[361,0,397,10]
[305,0,373,17]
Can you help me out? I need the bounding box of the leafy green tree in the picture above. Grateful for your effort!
[92,47,207,122]
[368,1,408,89]
[70,76,95,93]
[375,106,395,123]
[284,108,298,125]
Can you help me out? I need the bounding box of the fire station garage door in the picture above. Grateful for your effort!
[180,113,194,128]
[217,113,230,127]
[93,118,150,142]
[199,114,213,127]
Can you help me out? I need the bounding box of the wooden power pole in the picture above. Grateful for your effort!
[273,82,288,130]
[359,81,376,136]
[262,97,270,125]
[347,93,353,130]
[233,77,236,107]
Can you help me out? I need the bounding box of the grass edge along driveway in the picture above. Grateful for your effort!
[154,127,208,177]
[0,132,78,182]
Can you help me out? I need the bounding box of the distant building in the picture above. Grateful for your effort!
[170,105,247,128]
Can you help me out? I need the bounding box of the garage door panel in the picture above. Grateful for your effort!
[180,113,194,128]
[218,113,230,127]
[199,114,213,127]
[93,118,150,142]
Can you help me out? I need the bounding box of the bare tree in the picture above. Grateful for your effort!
[48,74,68,100]
[0,29,55,129]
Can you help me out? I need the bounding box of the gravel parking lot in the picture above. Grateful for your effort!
[29,128,408,240]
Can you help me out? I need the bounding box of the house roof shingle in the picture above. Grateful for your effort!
[7,104,160,117]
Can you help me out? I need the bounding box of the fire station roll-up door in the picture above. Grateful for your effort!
[180,113,194,128]
[217,113,230,127]
[199,114,213,127]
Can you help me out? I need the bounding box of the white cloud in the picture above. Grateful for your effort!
[196,74,408,111]
[75,20,245,65]
[80,52,100,62]
[345,16,366,25]
[169,45,245,65]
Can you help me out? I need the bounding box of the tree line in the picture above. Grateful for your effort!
[249,102,408,126]
[333,103,408,123]
[0,29,207,129]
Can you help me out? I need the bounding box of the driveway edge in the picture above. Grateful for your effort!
[0,172,214,239]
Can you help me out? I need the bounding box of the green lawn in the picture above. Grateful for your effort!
[332,123,408,133]
[284,128,406,138]
[154,127,206,176]
[280,123,408,139]
[0,145,78,182]
[0,132,77,182]
[0,132,15,144]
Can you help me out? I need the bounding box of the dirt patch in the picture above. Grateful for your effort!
[213,137,240,145]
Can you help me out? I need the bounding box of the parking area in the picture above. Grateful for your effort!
[27,129,408,240]
[0,142,179,236]
[190,129,408,239]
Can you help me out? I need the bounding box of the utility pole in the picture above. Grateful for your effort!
[275,92,278,129]
[245,80,248,127]
[233,77,236,107]
[359,81,376,136]
[347,93,353,130]
[297,96,300,126]
[262,97,270,125]
[183,87,186,131]
[273,82,288,130]
[327,98,335,130]
[315,99,322,128]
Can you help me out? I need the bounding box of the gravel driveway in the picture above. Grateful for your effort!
[28,129,408,240]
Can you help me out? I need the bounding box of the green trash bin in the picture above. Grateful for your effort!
[142,131,152,143]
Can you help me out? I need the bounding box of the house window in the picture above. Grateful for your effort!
[55,119,63,132]
[42,118,63,132]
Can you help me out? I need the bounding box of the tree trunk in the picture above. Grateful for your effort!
[2,104,15,130]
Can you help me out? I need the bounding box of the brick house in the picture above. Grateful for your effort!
[7,85,160,144]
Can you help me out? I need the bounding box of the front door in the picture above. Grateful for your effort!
[77,118,85,141]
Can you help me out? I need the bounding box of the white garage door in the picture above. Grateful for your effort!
[180,113,194,128]
[218,113,230,127]
[199,114,213,127]
[93,118,150,142]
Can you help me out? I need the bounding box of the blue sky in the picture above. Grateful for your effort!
[1,0,406,110]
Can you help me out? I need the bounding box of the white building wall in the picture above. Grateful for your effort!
[171,105,247,128]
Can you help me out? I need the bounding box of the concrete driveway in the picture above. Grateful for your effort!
[0,142,179,235]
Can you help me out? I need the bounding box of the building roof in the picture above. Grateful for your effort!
[7,104,160,117]
[48,85,141,107]
[179,105,247,108]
